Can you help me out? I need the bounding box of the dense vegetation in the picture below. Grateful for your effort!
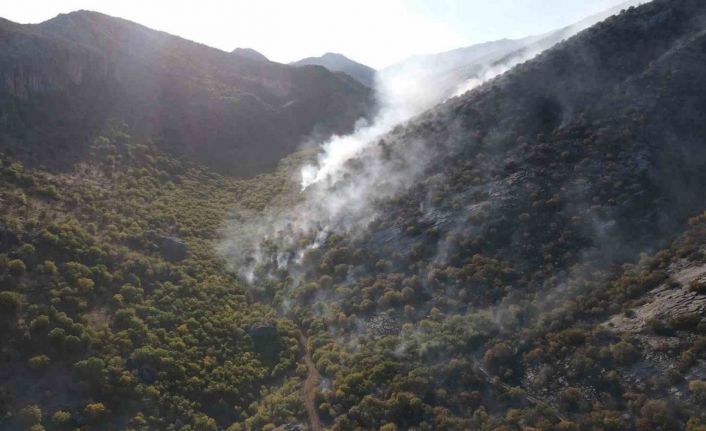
[0,129,312,430]
[2,0,706,430]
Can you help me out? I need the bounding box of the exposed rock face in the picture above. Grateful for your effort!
[367,314,400,339]
[606,264,706,333]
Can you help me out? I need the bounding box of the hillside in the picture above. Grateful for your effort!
[291,53,376,88]
[228,0,706,429]
[381,0,643,106]
[0,11,373,176]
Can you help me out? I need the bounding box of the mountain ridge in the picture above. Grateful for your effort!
[0,10,373,176]
[291,52,376,88]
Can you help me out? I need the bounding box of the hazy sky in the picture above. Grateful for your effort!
[1,0,640,68]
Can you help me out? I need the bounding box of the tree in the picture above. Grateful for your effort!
[689,380,706,405]
[8,259,26,277]
[609,342,638,365]
[28,355,51,371]
[51,410,71,426]
[16,404,42,427]
[83,402,106,422]
[483,342,514,375]
[0,291,21,316]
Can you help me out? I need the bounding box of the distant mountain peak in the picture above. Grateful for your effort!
[321,52,347,59]
[231,47,269,62]
[291,52,376,88]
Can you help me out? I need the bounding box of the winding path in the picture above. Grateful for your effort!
[299,333,323,431]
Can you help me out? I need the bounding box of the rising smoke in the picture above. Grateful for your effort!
[218,6,633,287]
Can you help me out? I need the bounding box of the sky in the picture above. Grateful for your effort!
[1,0,641,69]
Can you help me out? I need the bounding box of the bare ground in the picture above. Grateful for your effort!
[299,333,322,431]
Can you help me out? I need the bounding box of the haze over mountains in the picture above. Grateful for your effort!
[5,1,706,430]
[231,47,269,62]
[291,53,377,89]
[378,0,646,109]
[0,10,372,176]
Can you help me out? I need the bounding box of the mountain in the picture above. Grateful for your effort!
[291,52,376,88]
[231,47,269,62]
[0,11,373,176]
[381,0,644,107]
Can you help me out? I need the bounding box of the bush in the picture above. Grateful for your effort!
[42,260,58,274]
[648,318,672,336]
[688,280,706,294]
[17,404,42,426]
[51,410,71,425]
[558,387,583,411]
[28,355,51,371]
[689,380,706,404]
[76,277,95,293]
[669,313,701,331]
[8,259,25,276]
[484,342,514,374]
[83,402,106,421]
[609,342,638,365]
[18,243,36,265]
[0,291,21,316]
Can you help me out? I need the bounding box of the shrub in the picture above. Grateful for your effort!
[17,404,42,426]
[558,387,583,411]
[42,260,58,274]
[76,277,95,293]
[18,243,36,264]
[689,380,706,404]
[0,291,21,315]
[609,342,638,365]
[688,280,706,294]
[51,410,71,425]
[8,259,25,276]
[669,313,701,331]
[28,355,51,371]
[83,402,106,421]
[484,342,514,374]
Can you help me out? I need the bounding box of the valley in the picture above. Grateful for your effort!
[2,0,706,430]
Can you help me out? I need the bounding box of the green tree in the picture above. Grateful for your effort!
[16,404,42,427]
[0,291,21,316]
[8,259,25,276]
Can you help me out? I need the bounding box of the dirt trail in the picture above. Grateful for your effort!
[299,333,322,431]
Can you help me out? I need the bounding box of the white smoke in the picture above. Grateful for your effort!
[220,5,635,283]
[300,60,446,190]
